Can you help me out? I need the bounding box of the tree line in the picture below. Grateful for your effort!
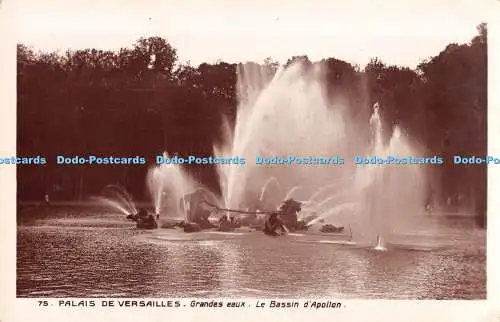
[16,24,487,226]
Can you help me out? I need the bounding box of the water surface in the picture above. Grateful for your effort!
[17,206,486,299]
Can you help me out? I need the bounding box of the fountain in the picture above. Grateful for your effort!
[214,62,348,212]
[349,106,428,247]
[259,176,282,203]
[97,184,138,216]
[145,61,429,245]
[146,153,199,220]
[374,234,387,251]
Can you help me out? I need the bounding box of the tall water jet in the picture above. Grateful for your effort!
[146,153,198,220]
[214,62,350,211]
[366,103,388,242]
[374,234,387,251]
[350,103,428,245]
[147,167,164,215]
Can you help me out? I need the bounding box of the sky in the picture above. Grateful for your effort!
[11,0,495,68]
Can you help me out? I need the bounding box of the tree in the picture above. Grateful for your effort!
[132,37,178,78]
[16,26,487,228]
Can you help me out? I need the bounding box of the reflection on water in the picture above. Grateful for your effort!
[16,207,485,299]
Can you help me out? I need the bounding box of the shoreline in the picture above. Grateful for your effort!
[17,200,154,207]
[16,201,482,225]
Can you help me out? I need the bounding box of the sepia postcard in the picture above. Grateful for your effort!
[1,0,499,321]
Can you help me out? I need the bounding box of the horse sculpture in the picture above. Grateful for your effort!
[276,199,303,231]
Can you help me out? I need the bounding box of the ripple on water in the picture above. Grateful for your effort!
[16,220,486,299]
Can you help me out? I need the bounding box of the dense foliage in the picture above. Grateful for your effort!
[16,24,487,226]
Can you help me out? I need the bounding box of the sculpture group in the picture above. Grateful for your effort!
[126,189,344,235]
